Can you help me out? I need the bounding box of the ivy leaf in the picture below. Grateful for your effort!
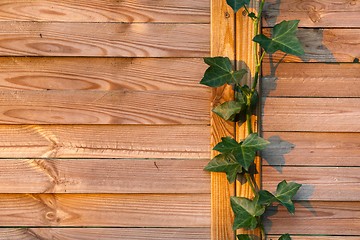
[213,136,240,153]
[212,99,246,121]
[233,69,248,85]
[253,20,304,56]
[233,133,270,171]
[250,90,259,111]
[237,234,253,240]
[279,233,292,240]
[204,154,242,183]
[258,190,276,206]
[226,0,250,13]
[200,57,234,87]
[275,180,302,214]
[231,196,265,230]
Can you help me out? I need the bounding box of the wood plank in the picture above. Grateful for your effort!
[211,0,236,239]
[0,228,211,240]
[262,63,360,97]
[262,132,360,167]
[263,0,360,28]
[264,201,360,235]
[0,22,209,57]
[262,98,360,132]
[0,159,210,194]
[0,90,210,124]
[0,193,210,227]
[263,166,360,201]
[0,57,208,91]
[0,125,210,159]
[268,236,360,240]
[0,0,210,23]
[263,28,360,63]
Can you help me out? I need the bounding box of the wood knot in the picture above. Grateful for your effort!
[224,12,230,18]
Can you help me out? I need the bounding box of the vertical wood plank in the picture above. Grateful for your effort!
[236,0,261,237]
[211,0,236,239]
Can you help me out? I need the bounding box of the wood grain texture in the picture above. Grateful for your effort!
[262,132,360,166]
[0,228,211,240]
[264,201,360,235]
[0,193,210,227]
[0,159,210,194]
[211,0,236,239]
[0,125,210,159]
[268,236,360,240]
[263,0,360,28]
[262,98,360,132]
[262,63,360,97]
[0,22,209,57]
[0,57,208,91]
[0,0,210,23]
[0,90,210,124]
[263,166,360,201]
[263,28,360,63]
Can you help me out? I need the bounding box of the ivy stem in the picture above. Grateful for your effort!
[246,108,253,134]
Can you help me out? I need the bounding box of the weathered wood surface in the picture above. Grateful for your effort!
[0,193,210,227]
[262,98,360,132]
[263,28,360,63]
[263,166,360,201]
[0,125,210,159]
[0,0,210,23]
[0,159,209,194]
[262,63,360,97]
[0,90,210,124]
[268,236,360,240]
[262,132,360,166]
[0,57,207,91]
[0,228,211,240]
[263,0,360,28]
[0,23,209,57]
[264,201,360,235]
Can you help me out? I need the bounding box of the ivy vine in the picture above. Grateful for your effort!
[201,1,304,239]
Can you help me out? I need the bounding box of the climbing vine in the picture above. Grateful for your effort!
[201,1,304,239]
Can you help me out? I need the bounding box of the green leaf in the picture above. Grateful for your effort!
[275,180,302,214]
[213,136,240,153]
[200,57,234,87]
[253,20,304,56]
[204,154,241,183]
[226,0,250,13]
[250,90,259,111]
[233,69,248,85]
[234,133,270,171]
[258,190,276,206]
[212,100,246,121]
[231,196,265,230]
[237,234,253,240]
[279,233,292,240]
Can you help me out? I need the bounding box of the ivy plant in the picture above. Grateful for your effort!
[200,0,304,239]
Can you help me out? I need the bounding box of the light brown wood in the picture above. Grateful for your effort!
[262,98,360,132]
[263,28,360,63]
[0,90,210,124]
[263,166,360,201]
[262,63,360,97]
[264,201,360,235]
[268,236,360,240]
[0,228,211,240]
[0,193,210,227]
[211,0,236,239]
[0,159,210,194]
[0,22,209,57]
[262,132,360,167]
[0,57,208,91]
[263,0,360,28]
[0,125,210,159]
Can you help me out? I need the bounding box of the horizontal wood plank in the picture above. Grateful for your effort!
[263,166,360,201]
[0,0,210,23]
[0,22,209,57]
[262,132,360,166]
[0,159,210,194]
[0,125,210,159]
[268,236,360,240]
[0,57,207,91]
[0,228,210,240]
[263,28,360,63]
[262,63,360,97]
[262,98,360,132]
[0,90,210,124]
[263,0,360,28]
[0,193,210,227]
[265,201,360,235]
